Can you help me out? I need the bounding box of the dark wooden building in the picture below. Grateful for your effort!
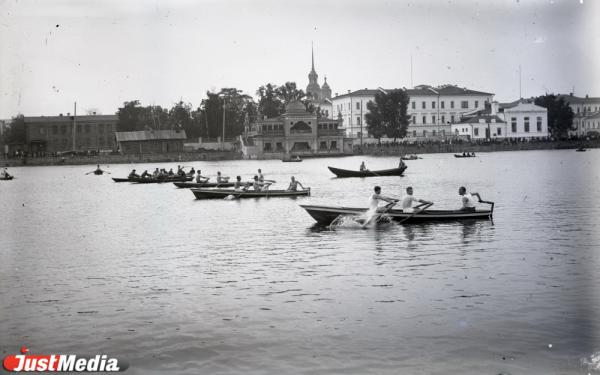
[115,130,187,154]
[24,114,118,154]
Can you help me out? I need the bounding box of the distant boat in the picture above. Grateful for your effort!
[191,188,311,199]
[173,181,235,188]
[328,165,407,178]
[282,156,303,162]
[401,155,421,160]
[0,175,14,181]
[576,147,586,152]
[454,153,476,158]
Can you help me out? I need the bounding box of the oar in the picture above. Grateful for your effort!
[362,201,397,228]
[397,202,433,224]
[476,196,495,216]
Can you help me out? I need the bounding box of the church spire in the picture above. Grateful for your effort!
[311,42,315,72]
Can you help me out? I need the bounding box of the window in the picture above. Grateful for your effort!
[497,127,502,136]
[461,101,468,109]
[422,101,426,109]
[264,142,272,151]
[536,117,542,132]
[422,116,427,124]
[577,107,580,113]
[356,102,360,110]
[61,125,66,134]
[524,117,530,132]
[432,101,436,109]
[441,101,445,109]
[413,130,417,137]
[432,130,436,136]
[511,117,517,132]
[474,128,479,136]
[411,102,416,109]
[330,141,337,149]
[475,100,479,108]
[52,126,58,135]
[450,115,455,123]
[276,142,283,151]
[411,116,416,123]
[348,103,351,110]
[357,117,361,124]
[85,125,90,134]
[320,141,327,149]
[77,125,82,133]
[441,115,445,124]
[450,101,455,109]
[423,130,427,137]
[432,115,436,124]
[441,130,446,136]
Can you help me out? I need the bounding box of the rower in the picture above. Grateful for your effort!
[401,186,431,212]
[398,159,406,169]
[168,168,175,176]
[369,186,398,211]
[216,171,230,183]
[152,168,160,177]
[128,169,140,179]
[188,167,195,176]
[196,170,209,183]
[140,170,151,178]
[252,175,271,191]
[257,168,265,182]
[234,176,245,191]
[1,168,11,178]
[458,186,481,212]
[286,176,304,191]
[177,165,186,176]
[360,161,367,171]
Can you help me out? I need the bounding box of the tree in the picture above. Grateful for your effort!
[168,101,201,137]
[116,100,146,132]
[534,95,574,138]
[198,88,255,140]
[5,115,26,144]
[257,83,283,119]
[275,82,306,104]
[365,89,410,142]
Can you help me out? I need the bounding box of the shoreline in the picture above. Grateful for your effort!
[1,140,596,167]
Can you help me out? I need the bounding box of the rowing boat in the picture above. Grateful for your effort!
[282,158,303,162]
[401,155,421,160]
[328,165,407,178]
[576,148,586,152]
[133,176,193,184]
[191,188,311,199]
[300,204,493,225]
[173,181,235,188]
[0,176,14,181]
[454,154,476,158]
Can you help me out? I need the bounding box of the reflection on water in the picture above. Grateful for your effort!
[1,150,599,374]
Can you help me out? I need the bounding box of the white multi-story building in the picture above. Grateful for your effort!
[452,100,549,140]
[331,84,494,139]
[559,94,600,137]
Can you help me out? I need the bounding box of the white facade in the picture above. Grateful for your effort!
[331,85,494,139]
[501,102,549,138]
[452,117,507,139]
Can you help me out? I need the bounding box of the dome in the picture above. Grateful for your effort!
[322,76,330,89]
[285,100,307,114]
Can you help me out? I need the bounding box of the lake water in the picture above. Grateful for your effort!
[1,149,599,374]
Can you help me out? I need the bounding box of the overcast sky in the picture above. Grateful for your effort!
[1,0,598,118]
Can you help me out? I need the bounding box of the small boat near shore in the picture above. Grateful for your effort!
[576,147,586,152]
[454,154,476,158]
[401,155,421,160]
[300,205,493,225]
[328,165,407,178]
[191,188,311,200]
[282,157,303,162]
[173,181,235,188]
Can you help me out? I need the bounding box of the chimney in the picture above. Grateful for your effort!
[490,102,497,116]
[347,90,351,94]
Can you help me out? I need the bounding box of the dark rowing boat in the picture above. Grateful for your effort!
[328,165,407,178]
[300,204,493,225]
[191,188,311,199]
[112,177,134,182]
[576,148,586,152]
[133,176,193,184]
[0,176,14,181]
[282,158,303,162]
[454,154,476,158]
[173,181,235,188]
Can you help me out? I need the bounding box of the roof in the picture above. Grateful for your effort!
[333,84,493,100]
[24,114,118,123]
[459,115,505,124]
[115,130,187,142]
[558,94,600,105]
[501,101,547,112]
[407,84,493,97]
[284,100,308,115]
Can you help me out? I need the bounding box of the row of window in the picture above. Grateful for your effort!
[263,141,338,151]
[510,117,543,133]
[576,106,599,114]
[411,114,458,124]
[411,100,484,110]
[37,123,115,135]
[411,130,447,137]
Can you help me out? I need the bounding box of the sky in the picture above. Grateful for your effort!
[0,0,598,118]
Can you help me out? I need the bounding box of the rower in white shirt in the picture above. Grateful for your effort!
[401,186,432,213]
[458,186,481,212]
